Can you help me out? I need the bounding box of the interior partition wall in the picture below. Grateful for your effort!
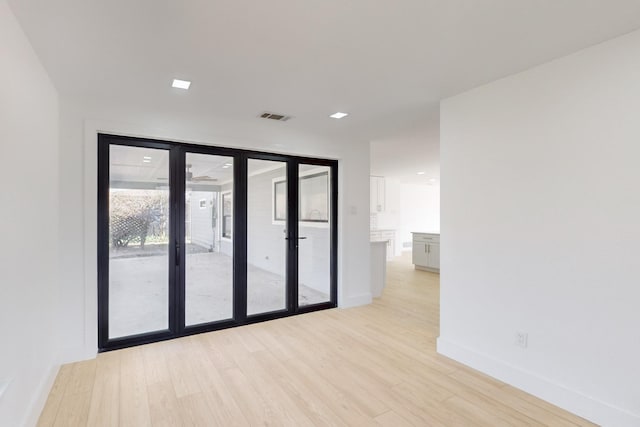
[97,134,338,351]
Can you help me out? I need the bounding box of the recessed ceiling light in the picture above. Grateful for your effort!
[143,159,151,163]
[429,178,437,183]
[329,112,349,119]
[143,156,152,160]
[417,171,425,175]
[172,79,191,90]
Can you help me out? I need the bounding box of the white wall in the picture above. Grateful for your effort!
[247,165,288,277]
[57,97,371,363]
[189,190,216,250]
[209,164,333,295]
[246,165,331,294]
[439,29,640,426]
[0,1,60,425]
[399,182,440,246]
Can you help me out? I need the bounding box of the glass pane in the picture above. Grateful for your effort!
[298,164,331,306]
[247,159,287,315]
[185,153,234,326]
[109,145,170,339]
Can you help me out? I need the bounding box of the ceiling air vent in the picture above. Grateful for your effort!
[260,112,291,122]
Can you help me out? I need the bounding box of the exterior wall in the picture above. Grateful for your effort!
[246,166,331,294]
[189,190,216,250]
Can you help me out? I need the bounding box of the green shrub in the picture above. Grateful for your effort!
[109,191,168,248]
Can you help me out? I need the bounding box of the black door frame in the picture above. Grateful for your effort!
[97,133,338,351]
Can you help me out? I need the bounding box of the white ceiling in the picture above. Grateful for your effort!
[8,0,640,145]
[110,146,237,184]
[370,107,440,183]
[110,145,170,184]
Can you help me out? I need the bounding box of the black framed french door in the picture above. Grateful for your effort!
[97,134,338,351]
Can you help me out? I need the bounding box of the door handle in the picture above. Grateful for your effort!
[285,237,307,240]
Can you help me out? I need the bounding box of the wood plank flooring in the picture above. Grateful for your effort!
[38,254,596,426]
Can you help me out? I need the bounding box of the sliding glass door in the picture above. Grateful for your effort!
[183,152,235,326]
[105,144,171,340]
[98,134,338,351]
[247,158,289,316]
[297,163,333,307]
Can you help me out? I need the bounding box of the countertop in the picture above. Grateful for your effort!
[370,229,395,242]
[412,231,440,235]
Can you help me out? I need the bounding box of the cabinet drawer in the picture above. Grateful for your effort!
[413,234,439,243]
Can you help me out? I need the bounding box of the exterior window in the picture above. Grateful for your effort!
[273,170,329,223]
[222,192,232,238]
[299,171,329,222]
[273,180,287,221]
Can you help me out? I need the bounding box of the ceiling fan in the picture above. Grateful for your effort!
[156,165,218,182]
[186,164,217,182]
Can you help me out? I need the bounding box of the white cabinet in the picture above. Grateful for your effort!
[412,242,429,266]
[370,229,395,260]
[370,176,386,213]
[426,243,440,270]
[412,233,440,272]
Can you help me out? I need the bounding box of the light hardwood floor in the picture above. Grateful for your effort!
[38,254,596,426]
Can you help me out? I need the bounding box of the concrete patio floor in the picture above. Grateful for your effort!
[108,251,329,338]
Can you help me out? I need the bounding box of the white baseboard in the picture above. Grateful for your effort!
[339,293,372,309]
[23,363,60,427]
[57,342,97,366]
[436,337,640,427]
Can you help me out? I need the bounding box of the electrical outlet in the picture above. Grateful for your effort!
[515,331,528,348]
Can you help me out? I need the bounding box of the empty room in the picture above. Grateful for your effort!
[1,1,639,426]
